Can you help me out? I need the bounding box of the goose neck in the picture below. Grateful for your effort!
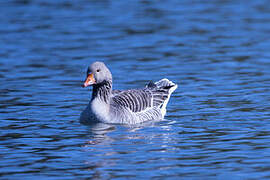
[91,81,112,103]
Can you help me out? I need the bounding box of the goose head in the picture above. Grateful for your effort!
[82,61,112,87]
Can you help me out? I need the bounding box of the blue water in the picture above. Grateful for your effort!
[1,0,270,179]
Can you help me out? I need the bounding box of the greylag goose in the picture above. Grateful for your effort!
[80,61,177,124]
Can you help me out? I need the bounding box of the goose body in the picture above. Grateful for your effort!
[80,62,177,124]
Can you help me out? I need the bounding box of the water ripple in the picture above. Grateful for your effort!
[1,0,270,179]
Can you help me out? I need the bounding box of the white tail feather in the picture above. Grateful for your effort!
[155,79,177,117]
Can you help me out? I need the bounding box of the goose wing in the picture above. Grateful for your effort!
[111,89,153,113]
[111,79,177,114]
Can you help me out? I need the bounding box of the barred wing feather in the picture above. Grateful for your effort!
[111,79,177,114]
[111,90,152,113]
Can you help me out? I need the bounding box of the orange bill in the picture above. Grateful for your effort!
[82,73,96,87]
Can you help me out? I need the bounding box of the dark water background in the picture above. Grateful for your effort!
[1,0,270,179]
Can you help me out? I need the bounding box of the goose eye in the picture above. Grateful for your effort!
[97,69,100,72]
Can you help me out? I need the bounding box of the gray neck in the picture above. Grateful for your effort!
[91,80,112,103]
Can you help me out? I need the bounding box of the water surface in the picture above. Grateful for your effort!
[1,0,270,179]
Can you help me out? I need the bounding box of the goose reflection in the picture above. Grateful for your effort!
[81,122,116,146]
[81,118,163,147]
